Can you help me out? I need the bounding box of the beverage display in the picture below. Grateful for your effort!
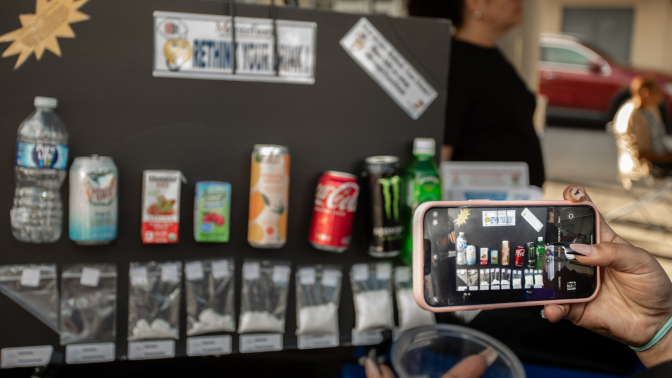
[514,246,525,267]
[456,232,467,265]
[11,97,69,243]
[247,145,290,248]
[361,156,402,257]
[490,250,498,265]
[545,248,555,281]
[535,237,545,270]
[501,241,510,265]
[400,138,441,265]
[194,182,231,243]
[308,171,359,252]
[466,245,476,265]
[527,242,536,268]
[142,170,183,244]
[480,248,488,265]
[69,156,118,245]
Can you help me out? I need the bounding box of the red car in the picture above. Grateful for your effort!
[539,34,672,128]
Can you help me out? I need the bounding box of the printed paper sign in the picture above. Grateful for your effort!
[187,336,232,356]
[185,261,204,281]
[521,208,543,232]
[239,334,283,353]
[297,334,339,349]
[322,269,340,287]
[65,343,115,364]
[212,260,229,279]
[153,12,316,84]
[352,264,369,281]
[483,210,515,227]
[128,340,175,360]
[340,17,437,120]
[1,346,53,368]
[20,268,40,287]
[80,268,101,287]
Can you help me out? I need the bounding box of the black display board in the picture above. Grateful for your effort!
[0,0,450,365]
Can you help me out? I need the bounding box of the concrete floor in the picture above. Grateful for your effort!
[541,127,672,277]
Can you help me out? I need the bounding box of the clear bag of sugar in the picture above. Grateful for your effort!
[394,266,435,334]
[295,265,342,335]
[184,258,236,336]
[238,260,291,334]
[350,262,394,332]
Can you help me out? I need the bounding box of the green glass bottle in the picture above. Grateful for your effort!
[400,138,442,265]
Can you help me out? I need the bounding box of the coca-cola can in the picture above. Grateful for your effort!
[309,171,360,252]
[514,246,525,267]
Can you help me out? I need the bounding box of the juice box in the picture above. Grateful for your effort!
[194,182,231,242]
[142,170,183,244]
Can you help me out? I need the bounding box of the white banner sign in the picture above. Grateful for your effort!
[340,18,437,120]
[153,11,316,84]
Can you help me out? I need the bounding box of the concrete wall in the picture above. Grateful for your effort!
[540,0,672,72]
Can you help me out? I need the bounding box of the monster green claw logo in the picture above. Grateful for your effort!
[378,176,400,222]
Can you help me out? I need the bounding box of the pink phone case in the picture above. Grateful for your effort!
[412,200,601,312]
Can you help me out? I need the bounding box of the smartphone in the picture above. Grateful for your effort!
[412,201,600,312]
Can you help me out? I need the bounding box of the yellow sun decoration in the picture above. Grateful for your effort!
[454,208,471,226]
[0,0,90,69]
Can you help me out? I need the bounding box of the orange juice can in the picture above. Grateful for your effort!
[248,144,290,248]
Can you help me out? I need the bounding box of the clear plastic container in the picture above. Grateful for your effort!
[392,324,525,378]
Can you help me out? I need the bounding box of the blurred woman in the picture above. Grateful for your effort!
[408,0,545,187]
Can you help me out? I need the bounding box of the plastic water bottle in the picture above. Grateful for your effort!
[456,232,467,265]
[11,97,69,243]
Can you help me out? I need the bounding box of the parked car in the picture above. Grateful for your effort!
[538,33,672,129]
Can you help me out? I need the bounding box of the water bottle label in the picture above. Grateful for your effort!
[15,142,68,169]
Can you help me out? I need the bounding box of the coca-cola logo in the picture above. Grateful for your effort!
[85,171,117,206]
[314,182,359,212]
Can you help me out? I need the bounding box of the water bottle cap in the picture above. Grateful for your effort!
[34,97,57,109]
[459,232,464,235]
[538,237,543,241]
[413,138,435,155]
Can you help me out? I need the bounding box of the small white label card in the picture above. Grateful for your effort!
[20,268,41,287]
[80,267,101,287]
[130,267,148,286]
[297,334,339,350]
[351,328,384,346]
[239,334,283,353]
[1,346,52,368]
[243,262,260,280]
[299,267,316,285]
[322,269,341,287]
[272,265,291,284]
[187,336,232,356]
[352,264,369,281]
[185,261,204,281]
[128,340,175,360]
[521,208,544,232]
[65,342,115,364]
[340,17,438,120]
[161,263,180,283]
[376,263,391,280]
[211,259,230,279]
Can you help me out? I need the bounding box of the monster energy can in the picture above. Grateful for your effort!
[361,156,402,257]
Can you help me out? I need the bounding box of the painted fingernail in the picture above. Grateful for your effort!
[570,244,595,256]
[571,188,586,201]
[540,309,546,319]
[479,347,499,366]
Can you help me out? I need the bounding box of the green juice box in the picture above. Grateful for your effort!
[194,182,231,242]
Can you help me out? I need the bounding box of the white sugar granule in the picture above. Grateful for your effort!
[354,290,394,332]
[396,289,436,334]
[130,318,179,340]
[238,311,285,334]
[187,308,235,336]
[296,302,339,335]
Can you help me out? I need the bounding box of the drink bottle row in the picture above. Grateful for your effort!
[10,97,442,263]
[456,232,547,269]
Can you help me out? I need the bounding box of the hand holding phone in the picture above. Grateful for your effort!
[543,186,672,368]
[413,199,600,311]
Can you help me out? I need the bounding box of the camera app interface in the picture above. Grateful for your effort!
[423,206,597,307]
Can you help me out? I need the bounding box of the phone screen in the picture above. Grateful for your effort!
[422,205,597,307]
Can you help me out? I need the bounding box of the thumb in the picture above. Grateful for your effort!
[570,242,655,273]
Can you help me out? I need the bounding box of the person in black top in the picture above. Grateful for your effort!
[408,0,545,187]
